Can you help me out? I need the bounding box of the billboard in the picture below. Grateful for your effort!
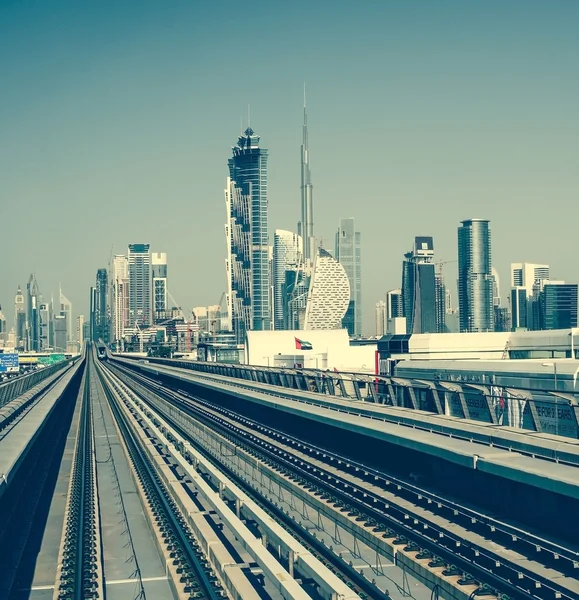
[38,353,66,366]
[0,353,19,373]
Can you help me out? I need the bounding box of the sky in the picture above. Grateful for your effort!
[1,0,578,334]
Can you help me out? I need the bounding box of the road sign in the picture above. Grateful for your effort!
[0,353,19,373]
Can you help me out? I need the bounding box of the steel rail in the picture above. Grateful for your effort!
[94,361,224,600]
[112,364,577,600]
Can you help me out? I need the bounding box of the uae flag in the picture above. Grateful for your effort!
[295,337,313,351]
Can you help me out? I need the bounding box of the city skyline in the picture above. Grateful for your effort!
[2,2,579,333]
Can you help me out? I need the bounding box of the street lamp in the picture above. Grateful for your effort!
[570,328,576,359]
[542,362,559,436]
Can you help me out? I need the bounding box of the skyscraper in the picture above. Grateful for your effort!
[299,93,315,266]
[0,306,6,346]
[386,289,403,320]
[111,255,129,343]
[77,315,85,350]
[53,314,67,353]
[335,218,362,336]
[128,243,152,328]
[375,300,386,336]
[14,286,26,348]
[511,263,550,291]
[510,262,550,330]
[96,268,109,343]
[304,248,350,330]
[457,219,494,332]
[273,230,302,330]
[152,252,168,323]
[59,285,73,344]
[226,127,271,336]
[401,236,437,334]
[538,283,578,331]
[39,302,52,350]
[26,274,40,351]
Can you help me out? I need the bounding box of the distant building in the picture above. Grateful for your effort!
[26,274,40,351]
[538,283,578,330]
[0,305,6,345]
[511,262,550,292]
[77,315,85,349]
[457,219,494,332]
[59,286,73,343]
[273,230,302,331]
[401,236,437,334]
[304,248,350,330]
[335,218,362,336]
[152,252,168,323]
[14,286,26,349]
[299,96,315,267]
[39,303,51,350]
[53,314,67,353]
[386,289,403,320]
[509,262,550,331]
[128,243,152,328]
[96,268,109,343]
[435,272,447,333]
[111,255,129,344]
[375,300,386,336]
[226,127,271,337]
[510,287,528,330]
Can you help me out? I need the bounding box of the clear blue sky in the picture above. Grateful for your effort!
[1,1,578,333]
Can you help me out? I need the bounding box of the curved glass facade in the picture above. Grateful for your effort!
[458,219,494,332]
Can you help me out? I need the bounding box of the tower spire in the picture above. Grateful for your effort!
[300,84,314,266]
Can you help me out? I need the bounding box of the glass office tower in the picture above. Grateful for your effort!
[228,128,271,332]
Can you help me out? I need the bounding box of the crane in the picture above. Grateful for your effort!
[135,319,144,354]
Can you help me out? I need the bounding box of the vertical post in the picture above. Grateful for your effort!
[554,363,558,436]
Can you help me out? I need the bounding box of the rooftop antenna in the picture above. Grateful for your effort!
[247,103,251,128]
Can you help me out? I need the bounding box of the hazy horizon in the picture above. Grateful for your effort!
[2,1,578,334]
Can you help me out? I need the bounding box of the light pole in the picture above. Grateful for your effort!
[570,329,576,359]
[542,362,558,436]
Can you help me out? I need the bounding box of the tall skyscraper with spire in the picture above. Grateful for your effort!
[14,286,26,348]
[226,126,271,338]
[299,89,315,266]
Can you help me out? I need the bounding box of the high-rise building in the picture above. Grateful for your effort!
[273,230,302,330]
[335,218,362,336]
[59,286,73,344]
[152,252,168,323]
[299,94,315,266]
[0,305,6,345]
[435,273,447,333]
[111,255,130,344]
[457,219,494,332]
[386,289,403,320]
[77,315,85,350]
[26,274,40,351]
[89,287,97,342]
[375,300,386,336]
[39,303,52,350]
[225,178,252,342]
[401,236,437,334]
[227,127,271,333]
[509,262,550,330]
[14,286,26,349]
[304,248,350,330]
[128,243,152,328]
[96,268,109,343]
[538,283,578,330]
[511,287,528,330]
[53,314,67,353]
[284,266,309,331]
[511,263,550,291]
